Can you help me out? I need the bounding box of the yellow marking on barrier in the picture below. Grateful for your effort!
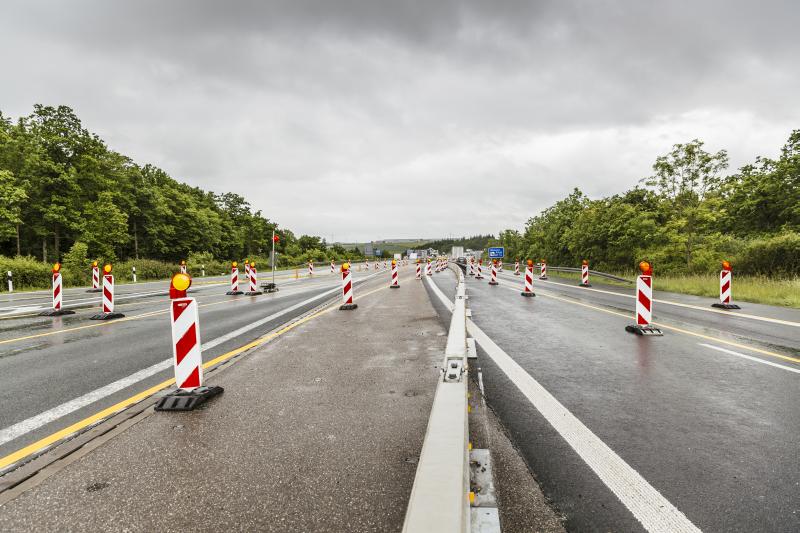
[500,284,800,365]
[0,279,390,471]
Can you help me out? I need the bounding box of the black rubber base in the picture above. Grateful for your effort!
[625,324,663,336]
[90,312,125,321]
[226,290,244,295]
[488,281,498,285]
[86,288,102,293]
[579,283,592,287]
[260,283,278,292]
[266,288,279,293]
[520,292,536,297]
[39,309,76,316]
[539,276,548,280]
[712,303,741,310]
[245,291,263,296]
[339,303,358,310]
[154,385,224,411]
[389,285,400,289]
[514,272,520,276]
[475,276,484,280]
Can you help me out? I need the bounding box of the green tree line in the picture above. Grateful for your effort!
[0,105,361,267]
[495,134,799,276]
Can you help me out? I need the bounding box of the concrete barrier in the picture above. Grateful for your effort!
[403,265,470,533]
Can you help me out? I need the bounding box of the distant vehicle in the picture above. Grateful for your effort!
[451,246,464,258]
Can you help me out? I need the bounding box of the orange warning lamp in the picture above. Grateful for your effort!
[52,262,61,274]
[232,261,238,268]
[582,259,589,266]
[391,259,396,266]
[92,260,98,267]
[638,260,652,275]
[103,264,112,274]
[181,260,186,266]
[541,258,546,263]
[245,259,250,266]
[250,262,256,269]
[527,259,533,267]
[342,262,350,272]
[721,260,731,271]
[170,272,192,299]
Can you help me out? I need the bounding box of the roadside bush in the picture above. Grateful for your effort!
[0,255,52,290]
[734,232,800,276]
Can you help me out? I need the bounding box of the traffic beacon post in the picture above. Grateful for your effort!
[263,232,279,293]
[91,263,125,320]
[87,260,101,292]
[40,262,76,316]
[339,262,357,310]
[155,272,223,411]
[226,261,244,295]
[579,259,591,287]
[180,260,187,274]
[712,260,741,310]
[521,259,536,297]
[625,261,663,336]
[389,259,400,288]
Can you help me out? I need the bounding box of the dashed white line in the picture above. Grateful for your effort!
[698,343,800,374]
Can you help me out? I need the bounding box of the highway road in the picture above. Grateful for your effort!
[0,265,381,470]
[429,264,799,532]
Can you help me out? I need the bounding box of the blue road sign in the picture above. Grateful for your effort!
[488,247,505,259]
[374,249,381,257]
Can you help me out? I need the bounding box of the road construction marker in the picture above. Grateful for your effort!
[390,259,400,288]
[626,261,662,336]
[514,260,520,276]
[330,260,335,274]
[180,260,187,274]
[416,260,421,280]
[226,261,244,295]
[426,259,432,277]
[39,263,75,317]
[155,273,223,411]
[90,264,124,320]
[498,260,503,272]
[340,262,357,310]
[488,260,499,286]
[245,263,263,296]
[521,260,535,297]
[475,259,484,280]
[579,259,591,287]
[308,261,314,276]
[87,261,101,293]
[712,260,741,310]
[539,259,548,280]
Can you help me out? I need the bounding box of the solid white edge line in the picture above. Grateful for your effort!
[698,343,800,375]
[432,270,701,533]
[0,272,381,447]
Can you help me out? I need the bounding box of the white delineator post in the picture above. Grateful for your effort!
[170,296,203,390]
[6,271,12,292]
[488,260,498,285]
[390,260,400,288]
[514,261,520,276]
[579,260,591,287]
[626,262,662,335]
[521,261,535,297]
[339,263,357,310]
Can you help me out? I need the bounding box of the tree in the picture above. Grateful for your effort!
[81,192,129,261]
[0,170,27,253]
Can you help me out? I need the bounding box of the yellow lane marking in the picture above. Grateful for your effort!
[0,280,389,471]
[496,283,800,365]
[496,271,800,328]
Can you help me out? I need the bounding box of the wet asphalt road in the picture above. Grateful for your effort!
[0,266,383,466]
[431,266,799,532]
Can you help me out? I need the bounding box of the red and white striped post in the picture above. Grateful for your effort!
[579,259,591,287]
[426,259,432,276]
[498,260,503,272]
[521,259,535,297]
[40,262,76,316]
[308,261,314,276]
[539,260,548,280]
[244,260,251,280]
[488,259,499,285]
[390,259,400,288]
[514,260,520,276]
[155,272,224,411]
[245,262,262,295]
[469,257,475,276]
[226,261,244,295]
[712,260,741,310]
[87,261,101,292]
[330,260,335,274]
[626,261,662,335]
[383,260,387,270]
[180,260,187,274]
[91,264,124,320]
[416,260,421,280]
[339,262,357,310]
[365,260,370,270]
[475,259,485,279]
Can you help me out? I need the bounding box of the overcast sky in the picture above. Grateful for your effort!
[1,1,798,242]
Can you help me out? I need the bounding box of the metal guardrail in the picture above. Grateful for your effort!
[544,265,632,284]
[403,265,470,533]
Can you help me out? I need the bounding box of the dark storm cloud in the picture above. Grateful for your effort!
[1,1,798,240]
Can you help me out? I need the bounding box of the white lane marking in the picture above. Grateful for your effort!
[427,274,700,533]
[698,343,800,374]
[494,269,799,328]
[0,271,380,447]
